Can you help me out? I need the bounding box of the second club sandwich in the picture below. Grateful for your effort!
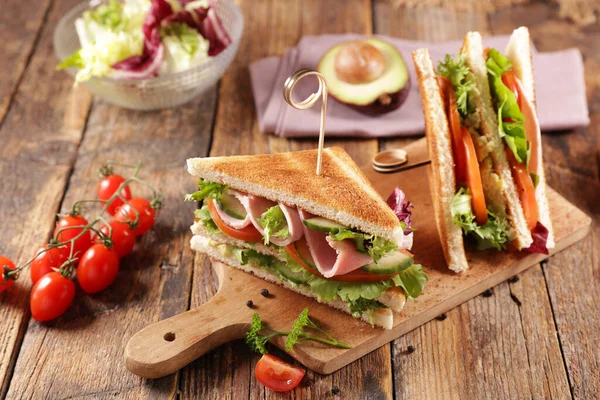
[412,27,555,273]
[185,147,427,329]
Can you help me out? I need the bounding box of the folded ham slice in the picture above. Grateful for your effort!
[298,210,373,278]
[225,191,303,246]
[212,190,253,230]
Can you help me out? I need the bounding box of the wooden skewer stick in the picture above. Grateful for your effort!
[283,69,328,176]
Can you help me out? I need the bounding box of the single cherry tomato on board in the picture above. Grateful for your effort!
[0,256,17,293]
[98,174,132,215]
[30,272,75,322]
[30,244,70,284]
[114,198,157,236]
[54,214,93,261]
[77,244,120,294]
[254,354,306,392]
[97,221,136,258]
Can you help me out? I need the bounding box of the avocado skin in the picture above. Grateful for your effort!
[331,77,411,116]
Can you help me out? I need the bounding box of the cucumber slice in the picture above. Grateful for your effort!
[217,193,247,220]
[277,264,310,284]
[360,251,413,275]
[303,217,347,233]
[295,239,316,269]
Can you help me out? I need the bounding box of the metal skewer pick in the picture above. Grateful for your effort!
[283,69,328,176]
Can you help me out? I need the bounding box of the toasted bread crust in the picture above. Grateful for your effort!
[412,48,468,273]
[462,32,533,249]
[187,147,408,248]
[505,27,555,248]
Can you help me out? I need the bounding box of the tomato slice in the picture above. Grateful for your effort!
[285,241,401,283]
[206,200,263,242]
[506,148,539,230]
[438,75,488,225]
[255,354,305,392]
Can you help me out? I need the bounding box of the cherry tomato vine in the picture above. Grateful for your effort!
[0,161,161,322]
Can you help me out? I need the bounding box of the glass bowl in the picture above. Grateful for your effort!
[53,0,243,110]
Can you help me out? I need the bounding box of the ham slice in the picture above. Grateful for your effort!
[212,191,252,230]
[227,191,303,246]
[298,210,372,278]
[515,78,541,176]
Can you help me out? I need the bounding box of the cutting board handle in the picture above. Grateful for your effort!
[125,268,250,378]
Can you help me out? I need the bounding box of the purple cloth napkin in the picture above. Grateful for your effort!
[250,34,589,138]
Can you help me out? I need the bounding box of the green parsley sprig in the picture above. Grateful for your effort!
[245,308,352,354]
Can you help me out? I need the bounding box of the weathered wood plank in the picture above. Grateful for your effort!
[0,0,93,396]
[0,0,54,125]
[3,7,218,397]
[179,0,388,398]
[373,1,572,398]
[489,4,600,398]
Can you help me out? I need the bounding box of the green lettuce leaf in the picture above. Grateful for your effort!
[486,48,529,164]
[185,179,228,202]
[84,0,123,31]
[329,229,396,262]
[257,205,289,245]
[229,246,427,317]
[161,22,200,56]
[450,188,510,250]
[436,54,478,119]
[392,264,428,299]
[56,50,86,70]
[194,205,220,234]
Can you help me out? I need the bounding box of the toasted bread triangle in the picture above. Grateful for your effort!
[187,147,408,248]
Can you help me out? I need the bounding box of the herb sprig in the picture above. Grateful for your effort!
[245,308,351,354]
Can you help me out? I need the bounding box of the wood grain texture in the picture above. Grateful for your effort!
[4,73,217,400]
[179,0,386,398]
[488,4,600,398]
[372,2,576,399]
[0,0,93,397]
[0,0,54,125]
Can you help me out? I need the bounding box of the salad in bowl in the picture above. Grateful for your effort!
[54,0,242,109]
[58,0,232,82]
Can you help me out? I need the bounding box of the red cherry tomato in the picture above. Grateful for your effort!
[98,174,132,215]
[30,272,75,322]
[0,256,17,293]
[255,354,305,392]
[30,245,70,284]
[97,221,136,258]
[114,198,156,236]
[54,214,92,261]
[77,244,120,294]
[207,200,264,242]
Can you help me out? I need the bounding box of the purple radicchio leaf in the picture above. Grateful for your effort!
[164,5,232,56]
[386,187,413,235]
[524,222,549,255]
[111,0,173,79]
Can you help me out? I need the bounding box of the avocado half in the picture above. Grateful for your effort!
[317,38,410,115]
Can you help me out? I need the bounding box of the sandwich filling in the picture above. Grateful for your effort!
[436,55,511,251]
[186,180,427,321]
[485,48,549,254]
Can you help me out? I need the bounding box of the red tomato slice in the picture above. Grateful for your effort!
[285,241,401,283]
[255,354,305,392]
[206,200,263,242]
[439,75,488,225]
[506,148,539,230]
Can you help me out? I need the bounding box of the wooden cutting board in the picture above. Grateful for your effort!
[125,139,591,379]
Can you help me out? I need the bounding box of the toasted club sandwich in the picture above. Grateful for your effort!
[412,26,554,273]
[185,147,427,329]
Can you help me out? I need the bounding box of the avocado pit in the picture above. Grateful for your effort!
[334,41,386,84]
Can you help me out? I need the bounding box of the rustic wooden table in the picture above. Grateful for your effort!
[1,0,598,399]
